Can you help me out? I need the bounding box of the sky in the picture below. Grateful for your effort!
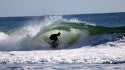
[0,0,125,17]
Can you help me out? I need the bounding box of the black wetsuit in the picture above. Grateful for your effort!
[49,34,59,44]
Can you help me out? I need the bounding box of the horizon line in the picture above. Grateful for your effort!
[0,12,125,18]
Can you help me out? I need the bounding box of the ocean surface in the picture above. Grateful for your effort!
[0,12,125,70]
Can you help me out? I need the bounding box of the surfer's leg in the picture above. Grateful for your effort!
[51,39,58,49]
[52,39,57,44]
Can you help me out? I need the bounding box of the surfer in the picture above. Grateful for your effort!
[49,32,61,44]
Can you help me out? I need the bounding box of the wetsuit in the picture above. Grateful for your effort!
[49,34,59,44]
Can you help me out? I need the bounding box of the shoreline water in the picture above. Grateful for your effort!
[0,63,125,70]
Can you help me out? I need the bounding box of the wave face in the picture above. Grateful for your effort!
[0,16,90,50]
[0,13,125,64]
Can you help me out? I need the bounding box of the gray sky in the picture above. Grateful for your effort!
[0,0,125,17]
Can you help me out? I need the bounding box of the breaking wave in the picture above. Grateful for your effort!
[0,16,125,51]
[0,14,125,64]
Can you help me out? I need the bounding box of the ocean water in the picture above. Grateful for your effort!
[0,12,125,70]
[0,64,125,70]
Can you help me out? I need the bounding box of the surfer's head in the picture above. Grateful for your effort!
[58,32,61,36]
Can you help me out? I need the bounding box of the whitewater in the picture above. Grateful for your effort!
[0,12,125,70]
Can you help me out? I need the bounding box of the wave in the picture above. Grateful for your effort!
[0,16,125,51]
[0,15,125,64]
